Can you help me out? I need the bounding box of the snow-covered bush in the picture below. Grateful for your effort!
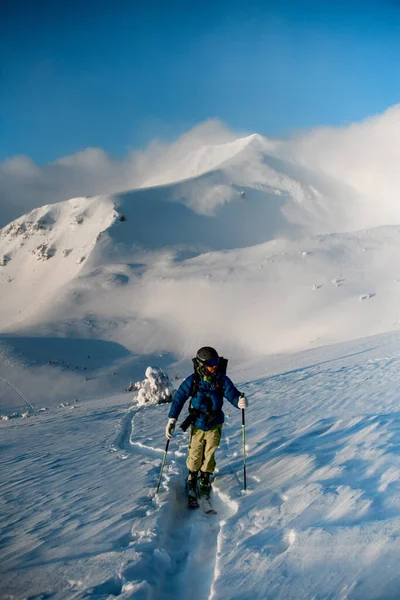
[133,367,173,406]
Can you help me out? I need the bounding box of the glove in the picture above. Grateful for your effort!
[165,418,176,440]
[238,394,248,409]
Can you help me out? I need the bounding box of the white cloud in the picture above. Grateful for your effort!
[2,106,400,232]
[277,104,400,228]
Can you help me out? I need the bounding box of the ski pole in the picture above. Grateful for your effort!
[155,438,170,494]
[242,408,247,490]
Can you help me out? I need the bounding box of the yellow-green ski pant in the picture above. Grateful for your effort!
[186,424,223,473]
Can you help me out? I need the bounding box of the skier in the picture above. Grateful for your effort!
[165,346,248,507]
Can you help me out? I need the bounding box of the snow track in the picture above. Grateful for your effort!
[108,402,237,600]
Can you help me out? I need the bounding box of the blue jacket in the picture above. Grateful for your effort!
[168,372,241,431]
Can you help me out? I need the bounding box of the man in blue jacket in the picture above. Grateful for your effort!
[165,346,248,503]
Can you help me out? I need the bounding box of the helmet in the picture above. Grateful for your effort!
[196,346,219,365]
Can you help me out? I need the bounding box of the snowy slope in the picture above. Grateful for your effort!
[0,195,116,328]
[3,333,400,599]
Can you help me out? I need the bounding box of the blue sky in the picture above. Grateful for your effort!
[1,0,400,164]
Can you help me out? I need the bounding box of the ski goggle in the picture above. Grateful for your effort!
[205,358,219,367]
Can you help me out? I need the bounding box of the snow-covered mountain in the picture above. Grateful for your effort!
[4,119,400,599]
[1,131,400,365]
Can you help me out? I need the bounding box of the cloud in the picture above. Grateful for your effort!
[277,104,400,229]
[0,120,236,228]
[2,106,400,232]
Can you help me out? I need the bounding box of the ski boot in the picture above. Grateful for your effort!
[199,471,212,499]
[187,470,199,509]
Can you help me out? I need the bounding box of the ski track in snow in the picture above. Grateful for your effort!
[104,403,238,600]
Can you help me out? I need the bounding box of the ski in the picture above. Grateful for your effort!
[188,493,199,509]
[185,474,216,513]
[198,492,217,515]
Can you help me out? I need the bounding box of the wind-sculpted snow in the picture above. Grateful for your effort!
[4,335,400,598]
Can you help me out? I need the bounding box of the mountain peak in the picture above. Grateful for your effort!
[140,132,269,188]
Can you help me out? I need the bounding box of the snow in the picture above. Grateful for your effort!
[134,367,173,406]
[3,336,400,599]
[3,112,400,598]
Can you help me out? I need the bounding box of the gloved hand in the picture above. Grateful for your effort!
[238,394,248,409]
[165,418,176,440]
